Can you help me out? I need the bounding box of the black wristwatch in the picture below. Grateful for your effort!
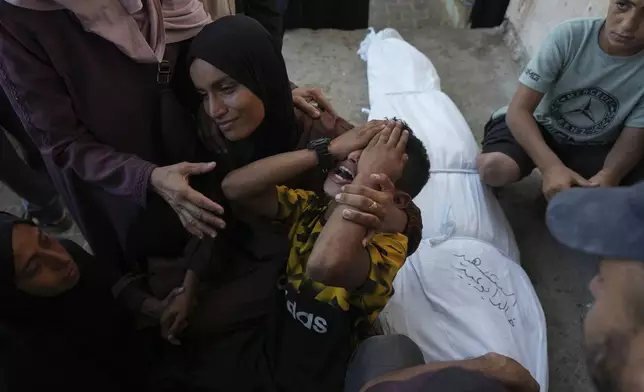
[307,137,334,173]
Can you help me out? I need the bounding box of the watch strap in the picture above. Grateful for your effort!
[307,138,333,173]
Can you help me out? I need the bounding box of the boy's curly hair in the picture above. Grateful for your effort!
[387,117,431,198]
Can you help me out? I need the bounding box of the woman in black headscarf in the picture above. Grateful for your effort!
[189,14,298,169]
[0,212,154,391]
[151,15,423,391]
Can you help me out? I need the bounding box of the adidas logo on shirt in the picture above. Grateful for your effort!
[285,292,328,334]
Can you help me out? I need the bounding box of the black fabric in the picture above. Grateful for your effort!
[481,115,541,179]
[188,15,297,169]
[236,0,284,49]
[155,41,200,166]
[0,320,123,392]
[470,0,510,28]
[0,213,30,292]
[284,0,369,30]
[151,327,277,392]
[365,367,510,392]
[270,280,360,392]
[481,115,644,185]
[132,40,197,264]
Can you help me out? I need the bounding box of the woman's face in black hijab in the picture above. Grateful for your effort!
[188,16,298,161]
[191,58,267,142]
[11,224,80,296]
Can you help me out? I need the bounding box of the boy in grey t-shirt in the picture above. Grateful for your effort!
[477,0,644,200]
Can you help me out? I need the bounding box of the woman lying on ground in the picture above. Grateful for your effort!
[146,15,424,391]
[0,212,166,391]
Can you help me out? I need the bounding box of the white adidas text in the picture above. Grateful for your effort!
[285,291,328,334]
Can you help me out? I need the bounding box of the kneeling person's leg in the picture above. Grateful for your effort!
[478,116,536,187]
[344,334,425,392]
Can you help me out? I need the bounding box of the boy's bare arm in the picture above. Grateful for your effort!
[592,126,644,186]
[221,122,385,219]
[221,149,319,219]
[307,173,374,288]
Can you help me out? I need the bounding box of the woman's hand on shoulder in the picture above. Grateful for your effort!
[292,86,339,118]
[151,162,226,239]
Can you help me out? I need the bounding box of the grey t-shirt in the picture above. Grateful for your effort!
[498,18,644,145]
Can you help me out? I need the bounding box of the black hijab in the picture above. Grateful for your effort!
[188,15,298,168]
[0,213,28,295]
[0,212,124,326]
[0,214,150,390]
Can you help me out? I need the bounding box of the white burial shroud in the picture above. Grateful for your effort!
[358,28,549,391]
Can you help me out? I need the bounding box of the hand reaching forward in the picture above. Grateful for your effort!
[151,162,226,239]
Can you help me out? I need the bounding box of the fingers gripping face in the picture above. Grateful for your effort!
[357,120,410,182]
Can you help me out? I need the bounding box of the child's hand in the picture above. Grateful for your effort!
[357,121,409,182]
[328,120,387,160]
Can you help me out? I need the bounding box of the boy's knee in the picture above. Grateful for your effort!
[476,153,520,187]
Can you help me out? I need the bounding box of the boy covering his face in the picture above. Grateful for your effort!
[222,120,430,392]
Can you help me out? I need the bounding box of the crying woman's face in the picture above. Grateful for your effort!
[191,58,266,143]
[12,224,79,297]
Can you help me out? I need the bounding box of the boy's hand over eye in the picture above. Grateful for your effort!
[357,121,409,182]
[329,120,387,160]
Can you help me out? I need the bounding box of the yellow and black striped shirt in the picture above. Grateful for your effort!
[275,185,408,331]
[271,186,408,392]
